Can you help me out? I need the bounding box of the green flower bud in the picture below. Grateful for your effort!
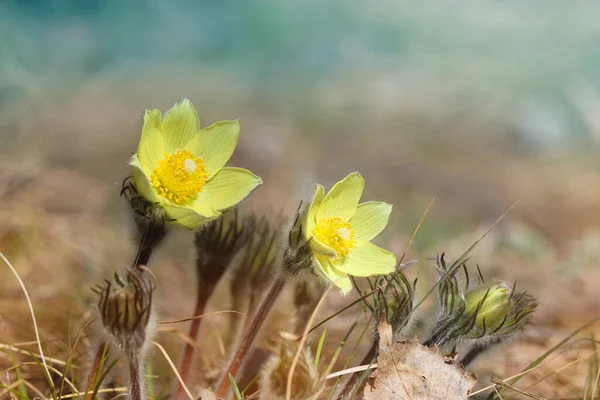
[285,202,314,275]
[464,283,512,332]
[195,208,251,287]
[426,255,537,349]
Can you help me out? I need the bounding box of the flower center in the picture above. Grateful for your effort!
[152,150,208,205]
[313,217,357,258]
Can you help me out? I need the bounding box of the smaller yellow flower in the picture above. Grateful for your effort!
[302,172,396,294]
[130,99,262,229]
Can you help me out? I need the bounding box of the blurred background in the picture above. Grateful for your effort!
[1,1,600,398]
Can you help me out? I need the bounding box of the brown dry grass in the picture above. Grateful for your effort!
[0,80,599,399]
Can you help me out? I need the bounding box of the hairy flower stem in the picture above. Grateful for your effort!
[84,342,107,400]
[294,305,314,338]
[176,282,214,400]
[339,341,378,399]
[132,221,164,268]
[215,275,287,398]
[460,339,501,367]
[128,350,145,400]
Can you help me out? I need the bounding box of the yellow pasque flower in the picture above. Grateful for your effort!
[302,172,396,294]
[130,99,262,229]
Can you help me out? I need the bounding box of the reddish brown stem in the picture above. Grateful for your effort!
[215,275,287,398]
[84,342,106,400]
[176,284,213,400]
[128,350,145,400]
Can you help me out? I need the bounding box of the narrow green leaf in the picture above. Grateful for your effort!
[229,373,242,400]
[314,329,327,369]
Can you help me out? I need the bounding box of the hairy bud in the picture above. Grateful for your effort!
[95,269,155,352]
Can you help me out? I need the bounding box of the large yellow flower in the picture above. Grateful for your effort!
[302,172,396,294]
[130,99,262,229]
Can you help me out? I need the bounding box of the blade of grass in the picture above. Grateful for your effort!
[90,356,120,400]
[398,197,435,266]
[146,358,155,400]
[350,276,374,312]
[413,201,518,315]
[50,387,128,400]
[0,344,67,366]
[330,312,374,398]
[0,383,30,400]
[5,341,27,399]
[491,376,545,400]
[151,341,194,400]
[314,330,327,370]
[60,318,95,398]
[0,251,54,397]
[24,348,56,400]
[481,316,600,399]
[241,372,260,397]
[325,310,366,400]
[60,304,75,399]
[229,374,243,400]
[0,315,27,400]
[286,285,333,400]
[307,288,379,336]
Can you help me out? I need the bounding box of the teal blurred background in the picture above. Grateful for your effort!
[3,1,600,249]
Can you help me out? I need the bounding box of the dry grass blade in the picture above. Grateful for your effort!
[0,252,54,394]
[523,349,600,393]
[286,284,333,400]
[0,344,67,366]
[491,376,545,400]
[157,310,245,325]
[398,197,434,266]
[47,387,128,400]
[413,200,519,314]
[307,287,379,336]
[1,361,79,395]
[486,316,600,399]
[326,363,378,379]
[151,341,194,400]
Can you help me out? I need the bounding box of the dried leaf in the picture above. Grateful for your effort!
[364,321,476,400]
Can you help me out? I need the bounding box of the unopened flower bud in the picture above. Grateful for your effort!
[426,254,537,348]
[95,269,155,352]
[464,283,511,332]
[195,208,251,287]
[284,202,313,275]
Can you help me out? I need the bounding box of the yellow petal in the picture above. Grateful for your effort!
[335,241,396,277]
[314,258,353,294]
[137,109,166,175]
[310,236,338,259]
[185,120,240,179]
[302,184,324,240]
[129,155,158,202]
[349,201,392,241]
[193,167,261,211]
[162,99,201,153]
[317,172,364,221]
[163,203,221,230]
